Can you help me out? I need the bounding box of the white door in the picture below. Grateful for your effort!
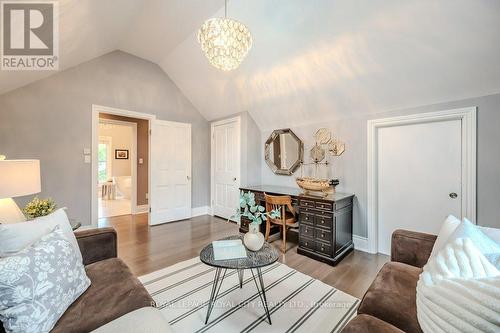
[377,119,462,255]
[150,120,191,225]
[211,118,240,220]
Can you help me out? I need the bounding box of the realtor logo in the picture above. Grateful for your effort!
[1,1,59,70]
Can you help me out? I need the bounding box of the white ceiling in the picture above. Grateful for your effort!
[0,0,221,95]
[2,0,500,130]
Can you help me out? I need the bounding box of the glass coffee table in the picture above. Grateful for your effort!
[200,235,279,325]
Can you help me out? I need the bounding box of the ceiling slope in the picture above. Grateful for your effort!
[1,0,499,131]
[0,0,143,94]
[118,0,222,63]
[159,0,500,130]
[0,0,222,96]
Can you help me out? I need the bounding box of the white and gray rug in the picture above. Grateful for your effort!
[139,257,359,333]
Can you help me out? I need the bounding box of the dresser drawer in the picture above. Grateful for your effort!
[300,212,315,225]
[315,201,333,211]
[315,214,333,230]
[299,224,315,238]
[299,199,315,208]
[299,236,315,251]
[316,242,332,256]
[315,228,332,244]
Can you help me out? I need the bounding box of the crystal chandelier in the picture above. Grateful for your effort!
[197,0,252,71]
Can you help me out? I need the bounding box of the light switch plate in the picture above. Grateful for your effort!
[84,155,91,163]
[83,148,91,155]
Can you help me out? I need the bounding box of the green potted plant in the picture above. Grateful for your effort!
[231,191,280,251]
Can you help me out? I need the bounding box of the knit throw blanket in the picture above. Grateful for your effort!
[416,238,500,333]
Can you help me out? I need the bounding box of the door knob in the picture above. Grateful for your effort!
[449,192,458,199]
[233,177,237,181]
[187,176,191,181]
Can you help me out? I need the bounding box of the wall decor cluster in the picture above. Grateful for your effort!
[296,128,345,196]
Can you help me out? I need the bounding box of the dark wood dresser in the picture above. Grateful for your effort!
[239,185,354,266]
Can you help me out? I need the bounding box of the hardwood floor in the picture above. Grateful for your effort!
[98,213,389,299]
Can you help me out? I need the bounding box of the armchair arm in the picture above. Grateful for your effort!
[75,227,117,266]
[390,229,437,268]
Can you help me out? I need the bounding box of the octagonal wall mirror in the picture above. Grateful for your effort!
[265,129,304,175]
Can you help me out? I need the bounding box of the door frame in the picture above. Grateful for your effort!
[91,104,156,226]
[366,107,477,254]
[210,116,241,217]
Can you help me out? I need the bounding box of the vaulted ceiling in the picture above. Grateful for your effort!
[1,0,500,130]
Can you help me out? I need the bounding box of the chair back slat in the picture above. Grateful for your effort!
[264,193,294,221]
[263,193,297,254]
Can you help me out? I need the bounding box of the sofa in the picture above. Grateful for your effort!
[1,227,155,333]
[342,229,438,333]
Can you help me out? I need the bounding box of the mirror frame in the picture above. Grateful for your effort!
[265,128,304,175]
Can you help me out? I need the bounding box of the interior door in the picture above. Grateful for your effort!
[212,119,240,220]
[150,120,191,225]
[377,119,462,255]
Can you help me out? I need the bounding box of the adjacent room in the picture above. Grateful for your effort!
[0,1,499,333]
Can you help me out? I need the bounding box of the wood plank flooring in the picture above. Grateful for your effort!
[98,214,389,299]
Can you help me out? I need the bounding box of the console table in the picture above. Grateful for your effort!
[239,185,354,266]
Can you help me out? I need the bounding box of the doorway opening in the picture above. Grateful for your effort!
[97,119,136,218]
[92,105,155,226]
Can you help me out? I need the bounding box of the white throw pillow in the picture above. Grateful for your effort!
[429,215,461,258]
[0,208,82,262]
[417,238,500,333]
[446,218,500,269]
[480,226,500,244]
[0,227,90,333]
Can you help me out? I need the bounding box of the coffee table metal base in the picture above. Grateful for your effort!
[204,267,272,325]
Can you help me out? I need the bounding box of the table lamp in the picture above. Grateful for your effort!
[0,159,41,223]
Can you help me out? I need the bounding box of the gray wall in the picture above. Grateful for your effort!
[261,93,500,237]
[0,51,210,225]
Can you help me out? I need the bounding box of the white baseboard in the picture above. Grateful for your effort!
[134,204,149,215]
[353,235,370,253]
[192,206,210,217]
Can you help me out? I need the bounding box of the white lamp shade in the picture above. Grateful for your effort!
[0,160,41,199]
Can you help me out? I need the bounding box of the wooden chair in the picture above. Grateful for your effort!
[264,193,298,253]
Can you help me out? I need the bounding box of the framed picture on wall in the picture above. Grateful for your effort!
[115,149,129,159]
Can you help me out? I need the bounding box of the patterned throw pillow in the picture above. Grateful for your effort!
[0,227,91,333]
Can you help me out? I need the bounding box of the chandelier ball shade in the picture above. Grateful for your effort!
[197,17,252,71]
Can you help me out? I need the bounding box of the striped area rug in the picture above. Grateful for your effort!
[139,257,359,333]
